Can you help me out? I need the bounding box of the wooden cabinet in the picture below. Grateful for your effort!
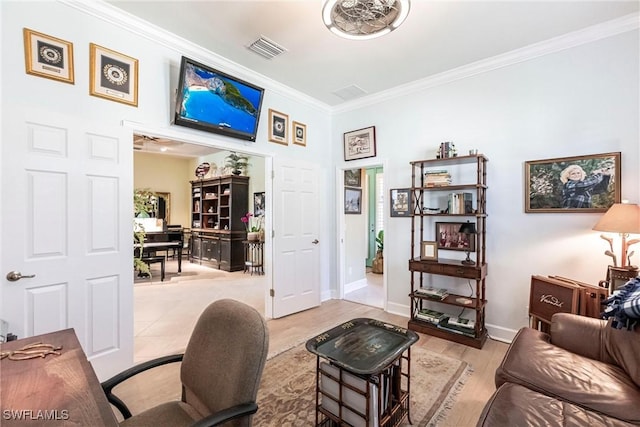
[190,175,248,272]
[408,154,488,349]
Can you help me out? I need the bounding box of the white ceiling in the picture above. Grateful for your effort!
[109,1,638,107]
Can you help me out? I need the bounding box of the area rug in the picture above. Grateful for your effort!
[254,343,472,426]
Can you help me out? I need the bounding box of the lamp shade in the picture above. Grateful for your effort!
[592,203,640,234]
[459,222,477,234]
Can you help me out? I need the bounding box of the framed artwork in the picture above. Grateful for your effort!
[268,109,289,145]
[344,187,362,214]
[436,222,476,252]
[254,192,265,217]
[344,126,376,161]
[344,169,362,187]
[420,241,438,261]
[525,152,620,213]
[292,121,306,146]
[90,43,138,106]
[390,188,412,217]
[23,28,74,84]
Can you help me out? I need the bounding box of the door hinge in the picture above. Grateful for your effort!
[272,229,275,238]
[271,170,275,179]
[269,288,275,297]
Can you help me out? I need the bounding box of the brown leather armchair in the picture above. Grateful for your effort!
[102,299,269,427]
[478,313,640,426]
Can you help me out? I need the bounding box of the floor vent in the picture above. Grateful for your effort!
[247,36,287,60]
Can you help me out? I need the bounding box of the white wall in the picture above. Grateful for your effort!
[333,30,640,340]
[2,1,638,342]
[1,1,335,307]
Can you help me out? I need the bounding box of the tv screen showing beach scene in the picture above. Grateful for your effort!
[174,57,264,141]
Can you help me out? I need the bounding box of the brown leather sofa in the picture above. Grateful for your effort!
[477,313,640,426]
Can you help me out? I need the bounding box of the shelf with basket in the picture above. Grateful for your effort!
[408,154,488,349]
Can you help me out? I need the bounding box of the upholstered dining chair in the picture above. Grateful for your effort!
[102,299,269,427]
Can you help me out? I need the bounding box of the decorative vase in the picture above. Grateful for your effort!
[247,232,259,241]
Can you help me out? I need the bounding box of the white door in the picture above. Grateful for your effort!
[272,157,321,318]
[1,107,133,379]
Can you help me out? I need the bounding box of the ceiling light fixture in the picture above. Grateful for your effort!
[322,0,410,40]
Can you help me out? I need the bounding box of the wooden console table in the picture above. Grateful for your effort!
[0,329,118,426]
[306,318,419,427]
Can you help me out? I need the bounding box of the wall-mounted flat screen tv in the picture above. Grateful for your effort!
[174,56,264,141]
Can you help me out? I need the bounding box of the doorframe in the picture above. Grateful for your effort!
[336,158,388,309]
[123,121,275,318]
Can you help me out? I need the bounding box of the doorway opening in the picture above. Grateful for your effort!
[342,164,385,309]
[132,134,269,363]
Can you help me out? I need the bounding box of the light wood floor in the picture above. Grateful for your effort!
[127,260,509,426]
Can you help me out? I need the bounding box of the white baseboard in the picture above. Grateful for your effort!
[344,278,367,294]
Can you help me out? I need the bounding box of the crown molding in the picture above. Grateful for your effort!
[58,0,332,114]
[332,12,640,114]
[58,1,637,116]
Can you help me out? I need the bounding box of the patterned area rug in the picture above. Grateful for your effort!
[254,342,472,426]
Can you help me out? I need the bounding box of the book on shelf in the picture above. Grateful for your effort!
[447,192,473,214]
[415,287,449,300]
[447,316,476,329]
[424,170,451,187]
[415,309,447,325]
[437,323,476,338]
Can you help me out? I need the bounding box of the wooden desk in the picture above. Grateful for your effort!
[0,329,118,426]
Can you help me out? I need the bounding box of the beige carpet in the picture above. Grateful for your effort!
[254,342,472,427]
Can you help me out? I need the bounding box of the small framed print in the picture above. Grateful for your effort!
[23,28,74,84]
[268,109,288,145]
[344,126,376,161]
[390,188,412,217]
[421,241,438,261]
[89,43,138,107]
[344,187,362,214]
[344,169,362,187]
[292,121,307,146]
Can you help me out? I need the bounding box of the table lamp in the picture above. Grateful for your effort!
[592,202,640,267]
[458,221,477,265]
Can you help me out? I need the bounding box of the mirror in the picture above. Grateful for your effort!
[152,192,170,224]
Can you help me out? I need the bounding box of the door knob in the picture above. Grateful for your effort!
[312,239,319,244]
[6,271,36,282]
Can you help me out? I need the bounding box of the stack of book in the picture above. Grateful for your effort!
[447,192,473,214]
[415,287,449,300]
[437,141,457,158]
[438,316,476,337]
[415,309,447,325]
[424,170,451,187]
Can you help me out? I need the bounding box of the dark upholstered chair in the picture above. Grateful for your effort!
[102,299,269,426]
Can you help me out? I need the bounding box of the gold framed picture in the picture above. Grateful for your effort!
[292,121,307,146]
[89,43,138,107]
[23,28,74,84]
[420,241,438,261]
[268,109,288,145]
[524,152,620,213]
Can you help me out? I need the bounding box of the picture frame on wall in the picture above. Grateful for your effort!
[436,221,476,252]
[525,152,621,213]
[23,28,75,84]
[344,187,362,214]
[344,169,362,187]
[254,192,265,217]
[268,109,289,145]
[292,121,306,146]
[390,188,412,217]
[420,241,438,261]
[343,126,376,161]
[89,43,138,107]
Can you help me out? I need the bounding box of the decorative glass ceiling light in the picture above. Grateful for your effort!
[322,0,411,40]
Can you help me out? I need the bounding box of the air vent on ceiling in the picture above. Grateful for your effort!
[332,84,368,101]
[247,36,287,60]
